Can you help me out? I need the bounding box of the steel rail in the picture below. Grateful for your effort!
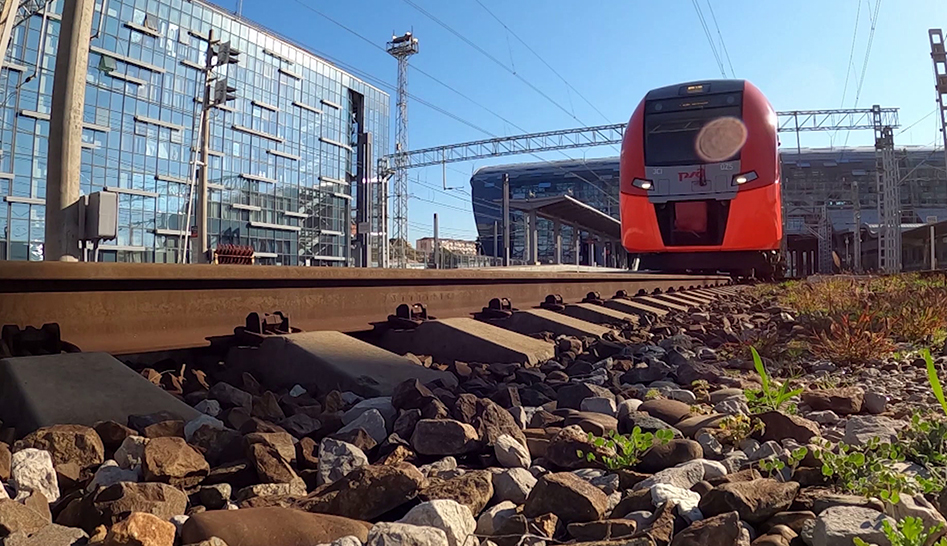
[0,262,728,355]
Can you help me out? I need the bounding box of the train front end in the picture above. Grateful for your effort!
[619,80,782,277]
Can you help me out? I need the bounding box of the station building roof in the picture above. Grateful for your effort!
[507,194,622,241]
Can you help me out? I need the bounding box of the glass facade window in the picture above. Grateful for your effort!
[0,0,389,265]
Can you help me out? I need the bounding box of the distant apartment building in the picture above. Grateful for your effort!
[416,237,478,256]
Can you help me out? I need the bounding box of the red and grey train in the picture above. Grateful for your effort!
[620,80,783,278]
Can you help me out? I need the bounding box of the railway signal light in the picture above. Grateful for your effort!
[215,41,241,66]
[214,78,237,105]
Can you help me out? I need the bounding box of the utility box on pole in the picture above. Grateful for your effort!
[84,191,119,241]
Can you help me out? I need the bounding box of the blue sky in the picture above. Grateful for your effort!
[239,0,947,243]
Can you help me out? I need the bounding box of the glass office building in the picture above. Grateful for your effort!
[470,148,947,265]
[0,0,389,265]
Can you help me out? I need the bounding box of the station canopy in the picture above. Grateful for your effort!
[510,195,621,241]
[506,195,622,241]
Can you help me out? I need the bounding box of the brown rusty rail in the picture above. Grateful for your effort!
[0,262,728,355]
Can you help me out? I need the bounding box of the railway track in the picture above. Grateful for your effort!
[0,262,730,355]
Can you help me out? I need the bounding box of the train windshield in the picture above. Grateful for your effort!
[644,103,742,167]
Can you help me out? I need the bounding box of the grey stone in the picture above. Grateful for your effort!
[616,399,643,418]
[494,434,530,468]
[720,452,749,474]
[843,416,905,447]
[281,413,321,438]
[87,459,138,492]
[749,441,785,462]
[697,432,724,458]
[367,522,450,546]
[715,398,749,416]
[650,483,702,523]
[493,467,536,504]
[185,414,224,442]
[808,411,840,425]
[344,398,397,429]
[710,389,745,404]
[338,409,389,445]
[318,438,369,487]
[507,407,528,430]
[475,501,517,536]
[290,385,307,397]
[209,382,252,411]
[331,537,363,546]
[11,448,59,503]
[194,399,221,417]
[801,506,894,546]
[667,389,698,405]
[864,392,888,415]
[399,499,475,546]
[634,459,705,491]
[114,435,148,470]
[580,397,618,417]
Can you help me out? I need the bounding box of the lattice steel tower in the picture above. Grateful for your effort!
[874,106,900,273]
[387,32,418,268]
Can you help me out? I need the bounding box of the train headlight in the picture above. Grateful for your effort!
[732,171,758,186]
[633,178,654,190]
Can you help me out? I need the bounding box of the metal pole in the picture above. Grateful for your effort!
[356,132,373,267]
[493,221,498,263]
[502,173,510,266]
[852,178,861,273]
[794,112,801,154]
[932,223,937,271]
[528,210,538,264]
[554,219,562,264]
[433,212,439,269]
[575,228,580,266]
[195,29,214,264]
[46,0,95,261]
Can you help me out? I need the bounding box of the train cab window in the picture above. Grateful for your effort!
[644,106,742,166]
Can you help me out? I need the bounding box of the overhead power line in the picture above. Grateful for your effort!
[839,0,862,107]
[401,0,590,127]
[288,0,616,202]
[691,0,726,78]
[842,0,882,151]
[853,0,882,107]
[471,0,612,124]
[704,0,735,78]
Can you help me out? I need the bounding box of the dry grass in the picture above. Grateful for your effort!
[774,274,947,365]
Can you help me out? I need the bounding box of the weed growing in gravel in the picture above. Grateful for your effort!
[713,413,764,447]
[814,437,917,504]
[644,388,663,401]
[898,412,947,469]
[854,517,947,546]
[778,275,947,365]
[690,379,710,401]
[809,311,894,366]
[744,347,802,414]
[925,348,947,417]
[758,446,808,482]
[577,428,675,470]
[893,349,947,493]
